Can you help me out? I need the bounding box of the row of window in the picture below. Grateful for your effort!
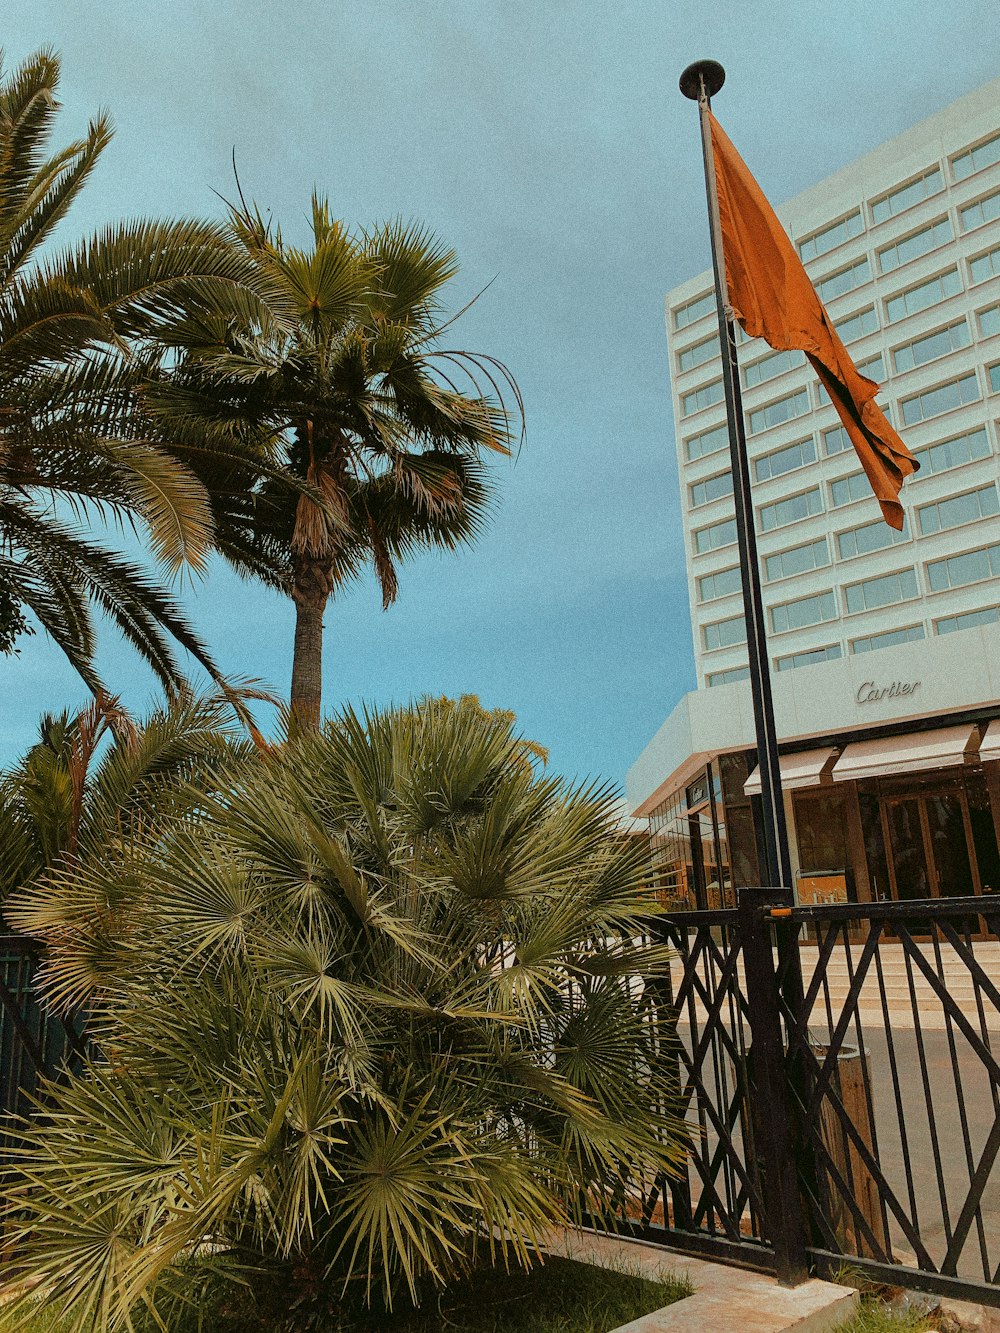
[705,606,1000,687]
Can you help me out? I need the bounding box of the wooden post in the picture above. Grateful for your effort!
[815,1045,891,1259]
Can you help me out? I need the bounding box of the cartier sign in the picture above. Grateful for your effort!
[856,680,921,705]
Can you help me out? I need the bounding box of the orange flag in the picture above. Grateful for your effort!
[709,112,918,529]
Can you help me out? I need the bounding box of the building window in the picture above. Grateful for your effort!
[775,643,842,671]
[681,378,724,417]
[990,364,1000,394]
[851,625,925,654]
[698,566,742,603]
[703,614,747,651]
[892,319,971,374]
[685,423,729,463]
[707,665,750,687]
[926,543,1000,593]
[798,210,864,262]
[823,424,852,456]
[970,245,1000,286]
[980,306,1000,338]
[743,347,805,388]
[918,483,999,534]
[674,290,715,329]
[936,606,1000,636]
[911,426,991,476]
[678,334,720,373]
[953,132,1000,182]
[830,471,872,508]
[754,436,816,482]
[748,387,810,435]
[844,568,918,614]
[870,167,944,224]
[694,517,738,554]
[960,189,1000,233]
[877,217,952,274]
[817,258,871,303]
[837,517,909,560]
[764,537,830,581]
[834,306,879,344]
[856,353,885,381]
[770,590,838,633]
[690,470,734,507]
[758,486,823,532]
[900,372,980,426]
[885,268,962,324]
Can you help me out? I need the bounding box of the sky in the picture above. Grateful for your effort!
[3,0,1000,790]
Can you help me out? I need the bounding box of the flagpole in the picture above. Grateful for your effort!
[679,60,792,893]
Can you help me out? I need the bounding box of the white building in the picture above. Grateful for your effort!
[629,77,1000,916]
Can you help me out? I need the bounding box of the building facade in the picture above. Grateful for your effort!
[629,77,1000,918]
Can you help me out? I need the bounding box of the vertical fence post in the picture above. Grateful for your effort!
[737,886,810,1285]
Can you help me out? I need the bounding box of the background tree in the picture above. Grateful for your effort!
[6,698,683,1331]
[0,48,278,691]
[144,197,521,730]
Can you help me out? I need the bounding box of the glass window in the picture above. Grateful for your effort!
[770,590,838,633]
[707,665,750,687]
[926,543,1000,593]
[912,427,991,476]
[900,372,980,425]
[695,517,738,554]
[764,537,830,581]
[970,246,1000,285]
[918,483,1000,534]
[703,614,747,651]
[743,347,805,388]
[698,566,742,602]
[885,268,962,323]
[877,216,952,273]
[754,436,816,482]
[748,388,810,435]
[937,606,1000,636]
[960,189,1000,232]
[837,517,910,559]
[674,291,715,329]
[798,211,864,262]
[892,319,971,373]
[823,424,852,456]
[852,625,925,654]
[678,334,721,373]
[775,644,842,671]
[871,167,943,224]
[758,486,823,532]
[834,306,879,343]
[816,258,871,303]
[845,568,918,614]
[953,133,1000,181]
[857,353,885,381]
[991,364,1000,393]
[682,378,724,417]
[980,306,1000,338]
[830,471,872,508]
[690,470,734,507]
[685,423,729,463]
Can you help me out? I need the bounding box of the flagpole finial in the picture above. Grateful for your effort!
[679,60,725,101]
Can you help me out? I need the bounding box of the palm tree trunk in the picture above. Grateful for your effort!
[290,561,331,733]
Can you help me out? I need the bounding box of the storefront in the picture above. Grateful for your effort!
[628,626,1000,917]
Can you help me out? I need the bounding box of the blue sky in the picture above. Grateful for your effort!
[3,1,999,788]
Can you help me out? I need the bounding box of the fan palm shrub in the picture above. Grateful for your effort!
[5,698,683,1331]
[142,198,520,730]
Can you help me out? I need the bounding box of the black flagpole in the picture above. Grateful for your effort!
[679,59,792,893]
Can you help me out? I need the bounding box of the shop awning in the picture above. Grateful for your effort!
[744,747,837,796]
[979,720,1000,763]
[831,725,978,783]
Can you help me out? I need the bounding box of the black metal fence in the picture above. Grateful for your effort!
[607,890,1000,1309]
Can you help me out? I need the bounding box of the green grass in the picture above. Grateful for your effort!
[2,1256,693,1333]
[833,1293,937,1332]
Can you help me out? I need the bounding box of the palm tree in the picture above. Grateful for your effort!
[143,196,521,730]
[6,697,683,1329]
[0,48,276,690]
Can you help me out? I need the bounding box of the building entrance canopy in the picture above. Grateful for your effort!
[831,725,978,783]
[743,747,836,796]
